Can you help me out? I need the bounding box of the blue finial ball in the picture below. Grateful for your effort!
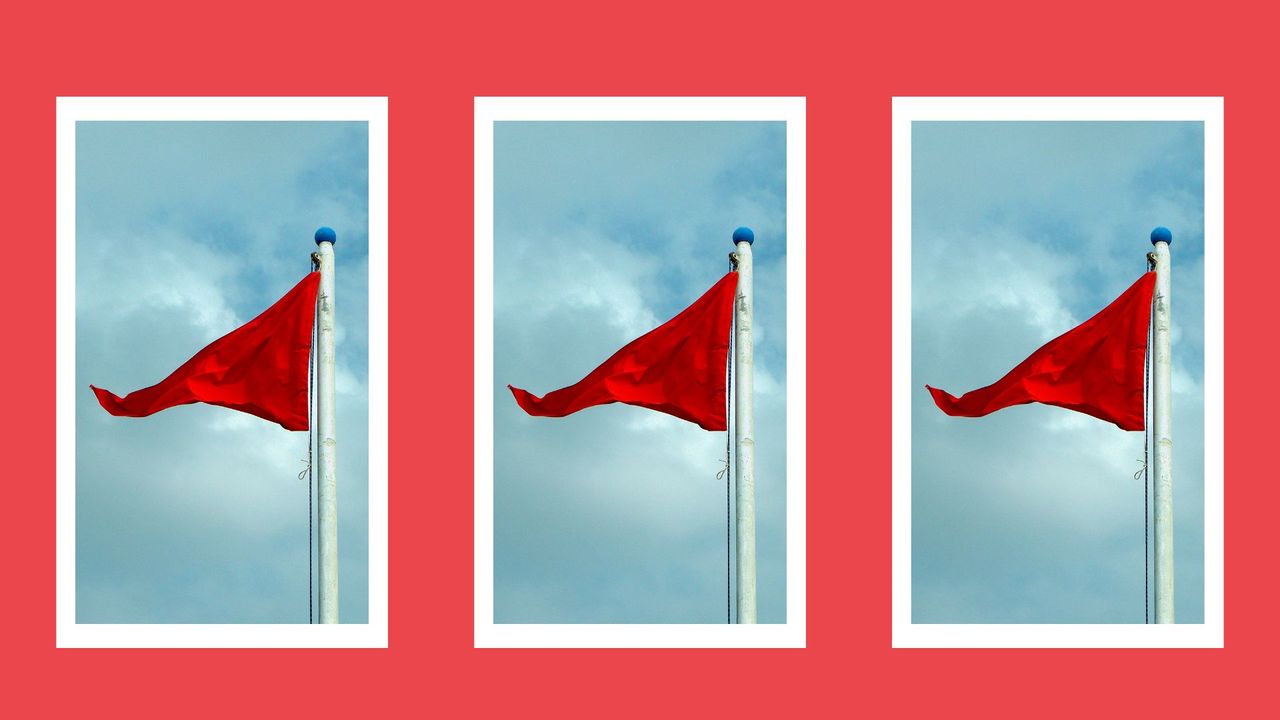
[732,226,755,245]
[314,226,337,245]
[1150,226,1172,245]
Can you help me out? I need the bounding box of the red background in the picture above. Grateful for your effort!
[3,1,1269,716]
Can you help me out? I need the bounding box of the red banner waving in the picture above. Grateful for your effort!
[92,272,320,431]
[927,272,1156,431]
[510,272,738,431]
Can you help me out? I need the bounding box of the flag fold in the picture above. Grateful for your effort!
[92,272,321,431]
[927,271,1156,431]
[510,271,739,431]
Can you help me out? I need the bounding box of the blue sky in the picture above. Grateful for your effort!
[75,121,369,623]
[493,121,788,623]
[912,121,1205,623]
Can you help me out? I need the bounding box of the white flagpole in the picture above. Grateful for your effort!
[314,226,339,623]
[1150,226,1174,623]
[733,226,757,624]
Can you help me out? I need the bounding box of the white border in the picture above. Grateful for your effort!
[891,97,1224,648]
[55,97,389,648]
[474,97,807,648]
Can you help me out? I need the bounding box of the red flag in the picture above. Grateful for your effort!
[927,272,1156,431]
[510,272,738,431]
[91,272,321,431]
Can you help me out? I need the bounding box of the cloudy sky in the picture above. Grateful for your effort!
[912,121,1205,623]
[76,121,369,623]
[493,121,787,623]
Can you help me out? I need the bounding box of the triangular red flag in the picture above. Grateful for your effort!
[91,272,321,431]
[509,272,738,431]
[927,272,1156,431]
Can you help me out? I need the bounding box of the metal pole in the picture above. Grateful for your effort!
[314,226,339,624]
[732,226,757,624]
[1150,226,1174,623]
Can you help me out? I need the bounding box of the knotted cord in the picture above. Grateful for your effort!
[1142,255,1156,623]
[719,255,740,624]
[725,302,735,624]
[306,257,319,624]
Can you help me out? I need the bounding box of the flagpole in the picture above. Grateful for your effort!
[1150,226,1174,623]
[732,226,757,624]
[314,226,339,624]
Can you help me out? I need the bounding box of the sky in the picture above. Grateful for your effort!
[75,121,369,623]
[912,121,1205,623]
[493,121,788,623]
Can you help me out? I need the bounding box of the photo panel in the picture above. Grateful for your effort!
[475,97,806,648]
[56,97,389,648]
[891,97,1223,648]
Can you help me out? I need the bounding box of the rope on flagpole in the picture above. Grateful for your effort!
[298,299,316,624]
[718,262,738,624]
[307,294,316,625]
[725,304,734,624]
[307,255,320,624]
[1146,302,1157,622]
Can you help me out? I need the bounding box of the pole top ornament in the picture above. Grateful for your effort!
[1150,226,1172,246]
[732,226,755,245]
[315,226,337,246]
